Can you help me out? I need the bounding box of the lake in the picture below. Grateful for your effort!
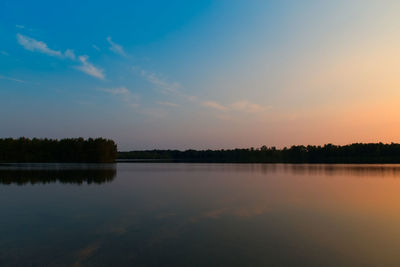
[1,163,400,266]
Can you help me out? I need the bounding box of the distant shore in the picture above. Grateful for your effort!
[116,159,400,164]
[118,143,400,164]
[2,139,400,164]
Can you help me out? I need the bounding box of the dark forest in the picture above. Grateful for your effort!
[119,143,400,163]
[0,137,117,163]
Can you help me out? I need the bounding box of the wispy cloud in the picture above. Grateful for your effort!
[107,36,126,56]
[135,66,268,116]
[64,50,75,58]
[137,69,200,103]
[0,51,9,56]
[157,101,179,107]
[100,86,139,107]
[0,75,27,83]
[202,99,270,114]
[202,101,228,111]
[139,70,181,94]
[230,100,269,113]
[17,33,76,60]
[92,44,101,51]
[76,55,105,80]
[64,49,76,60]
[15,25,37,33]
[16,34,105,79]
[17,34,63,57]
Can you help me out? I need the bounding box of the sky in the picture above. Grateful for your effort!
[1,0,400,150]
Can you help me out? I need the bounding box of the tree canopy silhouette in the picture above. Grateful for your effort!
[0,137,117,163]
[118,143,400,163]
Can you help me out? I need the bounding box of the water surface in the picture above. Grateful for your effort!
[1,163,400,266]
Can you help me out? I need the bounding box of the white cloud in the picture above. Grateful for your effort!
[202,99,270,114]
[134,67,198,104]
[0,75,26,83]
[92,44,101,51]
[230,100,268,113]
[16,34,106,80]
[17,34,63,57]
[64,49,76,60]
[139,69,181,94]
[135,67,269,115]
[16,25,25,29]
[16,33,77,61]
[0,51,9,56]
[107,36,126,56]
[157,101,179,107]
[100,86,139,107]
[202,101,228,111]
[76,55,105,79]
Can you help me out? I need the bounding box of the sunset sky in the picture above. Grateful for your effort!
[1,0,400,150]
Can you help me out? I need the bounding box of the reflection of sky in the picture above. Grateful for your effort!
[2,163,400,265]
[2,1,400,149]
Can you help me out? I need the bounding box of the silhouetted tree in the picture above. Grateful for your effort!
[118,143,400,163]
[0,137,117,163]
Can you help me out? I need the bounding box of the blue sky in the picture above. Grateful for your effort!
[1,1,400,150]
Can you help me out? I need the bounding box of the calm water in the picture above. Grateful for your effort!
[1,163,400,266]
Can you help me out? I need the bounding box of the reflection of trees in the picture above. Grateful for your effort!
[177,163,400,178]
[283,164,400,177]
[0,168,116,185]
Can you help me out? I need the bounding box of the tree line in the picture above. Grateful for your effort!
[0,137,117,163]
[118,143,400,163]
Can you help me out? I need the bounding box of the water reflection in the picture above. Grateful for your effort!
[127,163,400,178]
[2,163,400,266]
[3,163,398,186]
[0,163,116,185]
[282,164,400,177]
